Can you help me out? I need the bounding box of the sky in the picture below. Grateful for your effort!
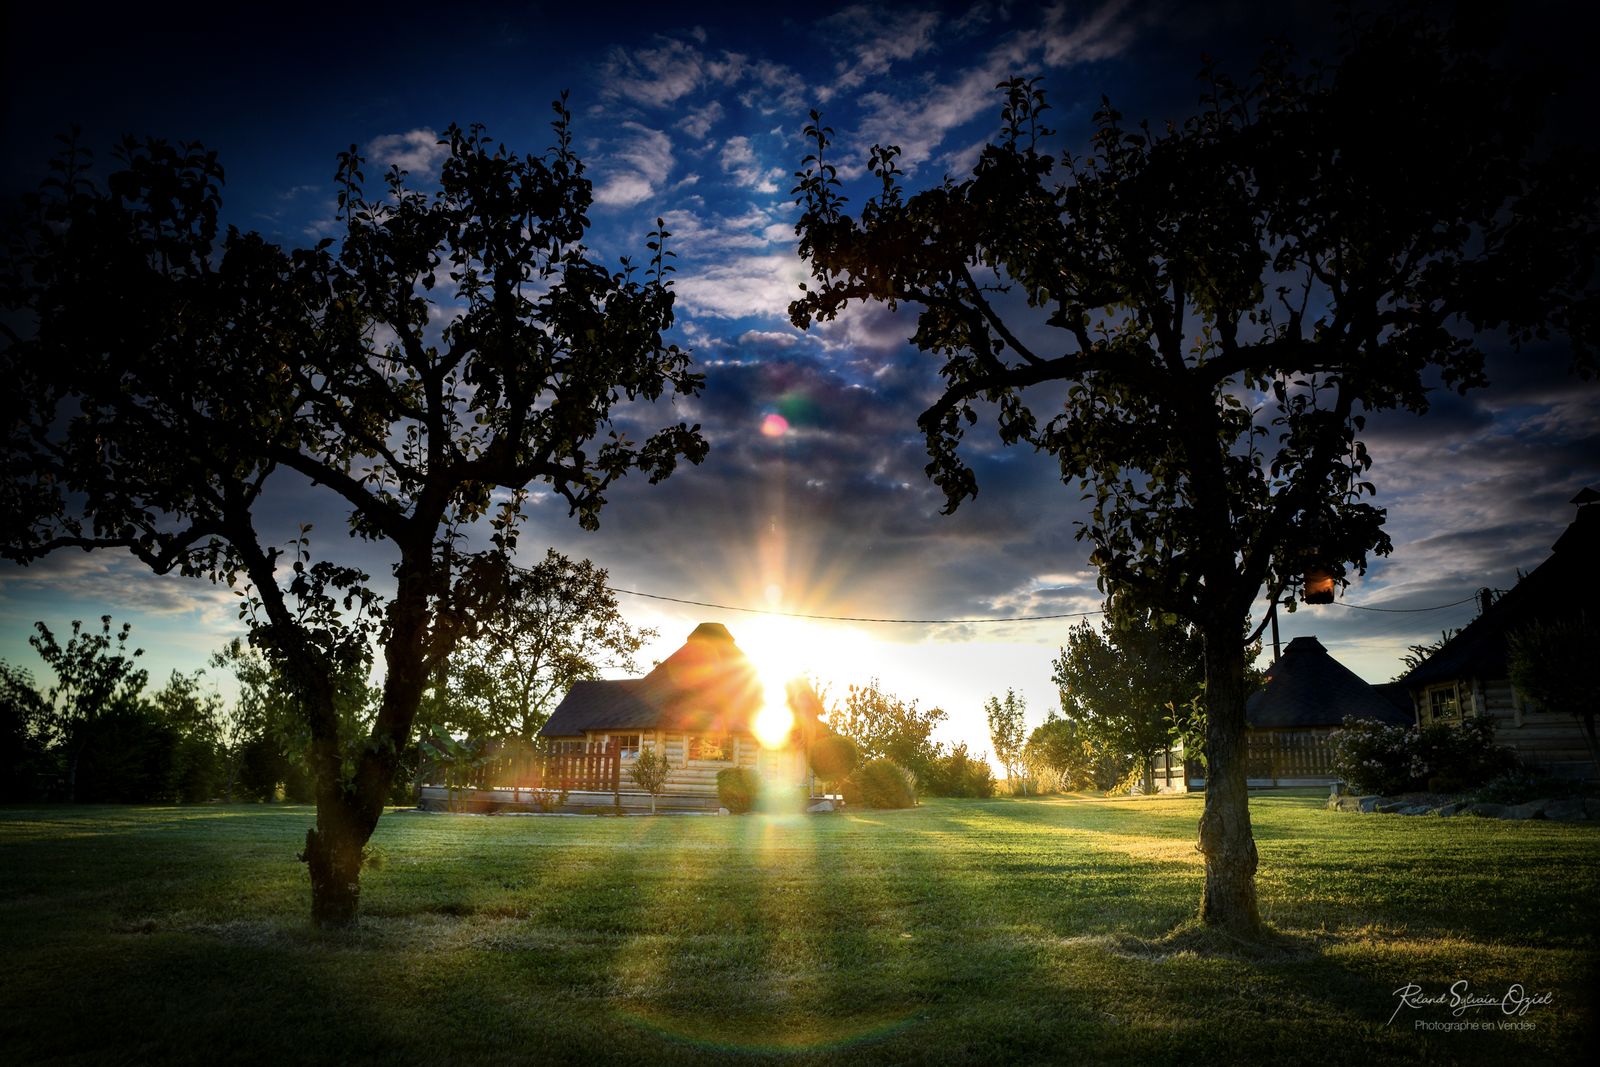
[2,1,1596,762]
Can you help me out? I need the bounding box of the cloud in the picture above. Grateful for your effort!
[719,136,783,193]
[1042,0,1142,65]
[593,122,675,209]
[843,0,1145,174]
[678,100,724,140]
[600,36,744,108]
[674,253,809,320]
[366,128,448,178]
[816,5,943,103]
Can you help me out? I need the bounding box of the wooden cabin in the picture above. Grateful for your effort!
[1397,491,1599,780]
[1186,635,1412,790]
[537,622,823,802]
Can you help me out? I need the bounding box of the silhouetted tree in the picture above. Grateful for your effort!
[1053,607,1205,794]
[791,13,1595,935]
[2,100,707,925]
[0,662,51,801]
[442,549,652,741]
[28,617,149,801]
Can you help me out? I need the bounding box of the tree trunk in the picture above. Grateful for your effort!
[1197,627,1264,938]
[302,810,368,928]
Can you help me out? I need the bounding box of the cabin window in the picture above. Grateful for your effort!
[1426,684,1460,723]
[612,734,642,759]
[689,734,732,761]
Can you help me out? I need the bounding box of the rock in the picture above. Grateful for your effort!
[1462,802,1510,818]
[716,807,731,816]
[1544,798,1589,822]
[1334,796,1364,812]
[1506,800,1548,820]
[806,800,836,814]
[1398,805,1432,816]
[1375,801,1406,814]
[1357,796,1383,814]
[1433,802,1467,817]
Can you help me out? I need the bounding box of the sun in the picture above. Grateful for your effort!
[735,615,878,747]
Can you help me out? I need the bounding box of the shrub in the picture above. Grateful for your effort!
[851,757,918,809]
[1415,718,1518,790]
[1332,715,1518,795]
[925,743,996,798]
[1331,719,1421,795]
[809,733,859,783]
[716,767,760,814]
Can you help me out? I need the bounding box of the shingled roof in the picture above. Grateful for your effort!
[1401,495,1598,689]
[1246,636,1413,729]
[539,622,820,738]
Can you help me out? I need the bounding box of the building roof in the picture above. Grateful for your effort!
[1246,636,1414,729]
[539,622,821,739]
[1401,495,1598,689]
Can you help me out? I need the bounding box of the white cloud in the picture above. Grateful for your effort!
[739,59,809,115]
[816,5,943,103]
[678,100,725,141]
[657,205,782,253]
[366,128,449,178]
[1042,0,1142,65]
[600,36,744,108]
[718,136,784,193]
[593,122,675,209]
[673,253,809,320]
[843,0,1143,175]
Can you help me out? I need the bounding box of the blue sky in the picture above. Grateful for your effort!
[3,1,1596,758]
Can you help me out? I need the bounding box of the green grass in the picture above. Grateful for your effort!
[1,795,1595,1064]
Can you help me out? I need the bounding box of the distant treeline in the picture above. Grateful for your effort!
[0,617,410,805]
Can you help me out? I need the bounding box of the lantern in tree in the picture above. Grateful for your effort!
[1302,564,1336,605]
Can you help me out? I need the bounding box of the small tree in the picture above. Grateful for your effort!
[825,678,946,785]
[983,689,1028,791]
[629,745,674,814]
[0,662,52,801]
[444,550,654,742]
[1024,713,1109,793]
[28,617,149,802]
[1052,608,1204,794]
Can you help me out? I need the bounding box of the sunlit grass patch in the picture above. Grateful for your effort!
[1,797,1595,1065]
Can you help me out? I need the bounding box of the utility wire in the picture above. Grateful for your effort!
[1329,593,1480,614]
[607,587,1102,624]
[609,586,1483,624]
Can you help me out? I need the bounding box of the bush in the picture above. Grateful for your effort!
[849,758,918,809]
[1416,718,1518,790]
[1331,719,1426,795]
[716,767,760,813]
[925,743,996,798]
[1332,715,1518,795]
[809,733,859,783]
[1469,769,1595,805]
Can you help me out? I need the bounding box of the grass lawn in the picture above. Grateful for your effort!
[1,794,1595,1065]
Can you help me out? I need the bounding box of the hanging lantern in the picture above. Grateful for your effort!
[1303,563,1336,604]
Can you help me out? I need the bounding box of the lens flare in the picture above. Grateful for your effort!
[753,675,796,748]
[759,412,789,437]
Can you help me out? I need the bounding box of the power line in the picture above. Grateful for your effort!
[1330,593,1480,614]
[609,586,1483,623]
[606,587,1103,624]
